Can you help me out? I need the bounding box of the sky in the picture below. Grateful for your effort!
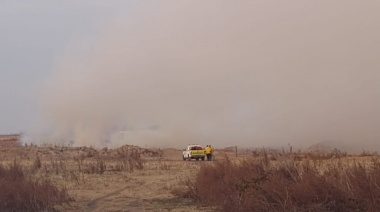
[0,0,134,133]
[2,1,380,150]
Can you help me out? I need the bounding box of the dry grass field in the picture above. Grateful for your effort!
[0,141,216,211]
[1,140,379,211]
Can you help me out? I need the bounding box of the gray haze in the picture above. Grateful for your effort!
[0,1,133,133]
[22,1,380,149]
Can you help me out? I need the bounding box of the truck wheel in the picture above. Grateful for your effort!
[196,158,199,161]
[201,157,205,161]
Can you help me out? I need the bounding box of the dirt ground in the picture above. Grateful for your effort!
[0,144,230,211]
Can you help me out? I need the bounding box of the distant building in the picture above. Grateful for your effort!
[0,134,20,142]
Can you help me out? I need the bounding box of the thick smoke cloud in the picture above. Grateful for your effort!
[38,1,380,149]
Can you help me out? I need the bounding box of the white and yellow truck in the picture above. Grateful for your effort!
[182,144,206,161]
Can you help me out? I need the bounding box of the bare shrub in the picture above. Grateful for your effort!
[0,161,71,211]
[176,154,380,211]
[129,150,144,170]
[50,158,66,175]
[83,157,106,174]
[33,154,41,171]
[171,177,198,198]
[113,149,144,172]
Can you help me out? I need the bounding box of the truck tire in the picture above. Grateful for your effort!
[201,157,205,161]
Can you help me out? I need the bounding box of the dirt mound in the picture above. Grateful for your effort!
[113,145,162,157]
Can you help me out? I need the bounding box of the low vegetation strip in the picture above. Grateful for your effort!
[0,162,71,212]
[0,134,20,141]
[175,155,380,211]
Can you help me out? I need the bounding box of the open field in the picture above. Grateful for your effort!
[0,142,216,211]
[1,141,380,211]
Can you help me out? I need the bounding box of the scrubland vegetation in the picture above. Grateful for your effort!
[174,150,380,211]
[1,140,380,211]
[0,161,71,211]
[0,142,207,211]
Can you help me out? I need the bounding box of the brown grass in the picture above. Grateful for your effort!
[0,161,71,212]
[175,151,380,211]
[0,144,208,211]
[3,143,380,211]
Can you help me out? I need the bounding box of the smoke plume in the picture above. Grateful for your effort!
[37,1,380,149]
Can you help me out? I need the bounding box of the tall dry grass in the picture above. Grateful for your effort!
[174,152,380,211]
[0,161,71,211]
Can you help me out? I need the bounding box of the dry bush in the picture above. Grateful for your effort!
[0,161,71,211]
[74,149,144,174]
[176,154,380,211]
[50,158,67,175]
[83,157,107,174]
[113,149,144,172]
[33,154,42,170]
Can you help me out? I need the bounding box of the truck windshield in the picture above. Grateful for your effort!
[190,146,202,150]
